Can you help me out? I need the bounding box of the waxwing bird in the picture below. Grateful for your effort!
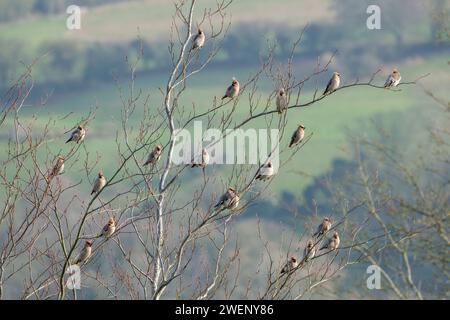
[303,239,316,262]
[280,257,298,274]
[75,240,93,265]
[214,187,240,210]
[256,161,274,181]
[191,148,209,168]
[91,172,106,195]
[66,125,85,144]
[221,78,240,100]
[144,145,162,166]
[49,155,65,178]
[289,124,305,148]
[192,28,205,49]
[276,88,288,114]
[320,231,340,251]
[101,217,116,239]
[384,68,401,88]
[323,72,341,95]
[313,217,332,238]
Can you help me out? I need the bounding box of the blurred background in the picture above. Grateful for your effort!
[0,0,449,299]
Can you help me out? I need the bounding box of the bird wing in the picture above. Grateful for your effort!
[384,75,394,87]
[73,129,81,141]
[225,85,232,97]
[289,131,298,146]
[92,179,101,193]
[214,193,227,208]
[324,78,333,94]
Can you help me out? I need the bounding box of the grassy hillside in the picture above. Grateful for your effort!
[5,53,446,197]
[0,0,334,50]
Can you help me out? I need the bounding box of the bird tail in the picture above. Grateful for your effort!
[319,245,327,251]
[91,190,95,195]
[65,138,71,143]
[221,95,227,100]
[289,141,294,148]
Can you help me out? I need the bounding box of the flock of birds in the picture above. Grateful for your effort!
[47,28,402,270]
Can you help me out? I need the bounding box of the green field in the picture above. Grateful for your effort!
[6,52,446,198]
[0,0,334,52]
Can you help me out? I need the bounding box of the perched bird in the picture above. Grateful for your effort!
[323,72,341,95]
[320,231,340,251]
[49,155,65,178]
[192,28,205,49]
[384,68,401,88]
[75,240,93,265]
[214,187,240,210]
[280,257,298,274]
[91,172,106,195]
[66,125,86,144]
[313,217,332,238]
[256,161,274,181]
[221,78,240,100]
[289,124,305,148]
[191,148,209,168]
[101,217,116,239]
[144,145,162,166]
[303,239,316,262]
[276,88,288,114]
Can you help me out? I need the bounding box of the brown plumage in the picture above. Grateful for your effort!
[384,68,401,88]
[280,256,298,274]
[276,88,288,114]
[49,155,65,178]
[289,124,305,148]
[214,187,240,210]
[66,125,85,144]
[313,217,332,238]
[222,78,240,100]
[101,217,116,239]
[303,239,316,262]
[91,172,106,195]
[320,231,340,251]
[323,72,341,95]
[75,240,93,265]
[144,145,162,166]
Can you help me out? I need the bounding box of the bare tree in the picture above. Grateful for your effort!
[0,0,430,300]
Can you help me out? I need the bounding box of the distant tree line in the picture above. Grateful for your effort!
[3,20,447,94]
[0,0,126,22]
